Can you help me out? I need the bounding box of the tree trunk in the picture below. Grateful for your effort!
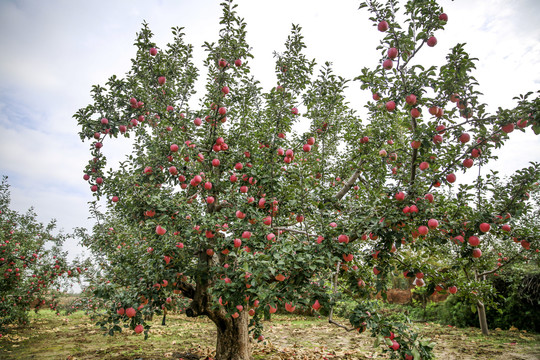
[213,311,252,360]
[476,300,489,336]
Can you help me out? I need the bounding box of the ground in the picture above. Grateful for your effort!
[0,311,538,359]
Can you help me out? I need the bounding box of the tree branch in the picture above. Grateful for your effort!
[273,227,318,238]
[478,251,523,277]
[335,160,365,201]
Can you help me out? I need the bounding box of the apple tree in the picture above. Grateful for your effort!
[0,176,75,333]
[74,0,539,359]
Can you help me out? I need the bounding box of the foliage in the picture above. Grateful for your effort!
[0,177,76,331]
[73,0,539,358]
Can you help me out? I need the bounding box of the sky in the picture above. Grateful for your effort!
[0,0,539,262]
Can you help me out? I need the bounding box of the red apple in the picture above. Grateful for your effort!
[418,226,429,236]
[472,248,482,258]
[479,222,491,233]
[428,219,439,229]
[383,59,393,70]
[378,20,389,32]
[468,236,480,246]
[439,13,448,21]
[156,225,166,236]
[448,286,457,294]
[446,173,456,183]
[419,162,429,171]
[502,123,515,133]
[343,254,353,262]
[411,140,421,149]
[135,324,144,334]
[386,101,396,111]
[411,108,420,118]
[517,119,528,128]
[463,158,473,168]
[126,307,136,318]
[158,76,166,85]
[388,47,398,59]
[427,36,437,47]
[436,125,446,134]
[406,94,417,105]
[150,48,157,56]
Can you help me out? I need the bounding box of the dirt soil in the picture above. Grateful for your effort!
[0,311,538,359]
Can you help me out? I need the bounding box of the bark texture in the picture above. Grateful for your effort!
[477,300,489,336]
[213,311,252,360]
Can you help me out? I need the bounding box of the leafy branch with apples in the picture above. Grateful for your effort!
[73,0,539,359]
[0,176,82,335]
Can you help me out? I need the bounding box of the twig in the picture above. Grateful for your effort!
[335,160,366,200]
[273,227,318,238]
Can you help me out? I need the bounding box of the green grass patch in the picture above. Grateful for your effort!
[0,310,538,359]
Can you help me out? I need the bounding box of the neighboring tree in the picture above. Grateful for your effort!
[393,168,540,336]
[74,0,539,359]
[0,176,74,332]
[446,171,540,335]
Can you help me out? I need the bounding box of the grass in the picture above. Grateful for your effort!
[0,310,539,359]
